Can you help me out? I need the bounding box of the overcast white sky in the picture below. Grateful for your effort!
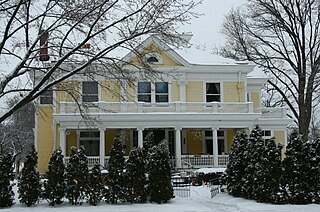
[183,0,246,49]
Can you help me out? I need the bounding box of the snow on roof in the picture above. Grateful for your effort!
[247,66,268,78]
[176,45,238,65]
[194,167,226,174]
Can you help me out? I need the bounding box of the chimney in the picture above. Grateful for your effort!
[39,30,49,61]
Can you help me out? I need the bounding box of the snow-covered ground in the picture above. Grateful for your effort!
[3,185,319,212]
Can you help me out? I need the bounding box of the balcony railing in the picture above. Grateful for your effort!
[59,101,254,114]
[65,156,129,168]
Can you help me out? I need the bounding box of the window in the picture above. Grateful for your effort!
[138,82,151,102]
[206,83,220,102]
[137,82,169,103]
[40,90,53,104]
[82,81,98,102]
[79,131,100,156]
[205,130,226,155]
[155,82,168,102]
[147,56,159,63]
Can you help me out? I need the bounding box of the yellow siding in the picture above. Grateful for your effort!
[223,82,245,102]
[101,80,120,102]
[37,107,53,172]
[129,44,182,67]
[274,130,286,157]
[105,129,119,155]
[66,130,77,156]
[58,81,80,102]
[226,129,237,153]
[171,81,180,102]
[251,92,260,109]
[186,81,203,102]
[186,129,202,154]
[126,82,136,102]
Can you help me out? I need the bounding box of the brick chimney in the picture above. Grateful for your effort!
[39,30,49,61]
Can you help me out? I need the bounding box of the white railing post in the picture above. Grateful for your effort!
[175,128,182,169]
[212,102,218,113]
[99,128,105,167]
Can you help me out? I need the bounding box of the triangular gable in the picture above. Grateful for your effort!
[121,35,190,67]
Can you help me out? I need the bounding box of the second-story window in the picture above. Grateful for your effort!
[138,82,169,103]
[82,81,98,102]
[206,83,221,102]
[138,82,151,102]
[40,90,53,104]
[155,82,168,102]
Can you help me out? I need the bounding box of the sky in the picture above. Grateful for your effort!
[183,0,246,50]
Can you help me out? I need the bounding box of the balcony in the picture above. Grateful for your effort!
[59,101,255,114]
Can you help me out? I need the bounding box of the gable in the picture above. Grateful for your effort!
[129,43,183,67]
[122,35,190,68]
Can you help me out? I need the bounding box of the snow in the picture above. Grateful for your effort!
[4,183,318,212]
[194,167,226,174]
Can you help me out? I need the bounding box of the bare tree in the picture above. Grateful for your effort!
[0,96,35,176]
[219,0,320,141]
[0,0,201,123]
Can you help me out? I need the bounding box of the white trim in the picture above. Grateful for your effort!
[203,81,222,103]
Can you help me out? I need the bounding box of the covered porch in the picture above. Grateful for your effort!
[60,127,242,169]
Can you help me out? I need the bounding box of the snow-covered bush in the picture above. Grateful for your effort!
[0,153,14,207]
[147,140,173,203]
[18,145,41,207]
[43,149,65,206]
[225,132,248,197]
[125,147,147,203]
[66,146,89,205]
[87,163,103,206]
[105,136,126,204]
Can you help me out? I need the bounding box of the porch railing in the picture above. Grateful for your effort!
[59,101,254,114]
[65,156,129,168]
[181,155,229,168]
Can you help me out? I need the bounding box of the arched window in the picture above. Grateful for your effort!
[147,56,159,63]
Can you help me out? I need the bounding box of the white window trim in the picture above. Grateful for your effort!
[203,81,223,103]
[136,81,170,104]
[81,81,100,103]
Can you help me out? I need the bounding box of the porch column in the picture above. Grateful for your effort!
[138,128,144,148]
[175,127,182,169]
[212,128,218,167]
[99,128,106,167]
[59,128,66,156]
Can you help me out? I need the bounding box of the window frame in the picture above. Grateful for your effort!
[79,130,100,156]
[205,82,221,103]
[137,82,152,103]
[137,81,169,104]
[39,89,53,105]
[81,81,99,103]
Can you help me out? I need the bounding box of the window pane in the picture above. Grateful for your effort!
[80,140,99,156]
[156,95,168,102]
[138,82,151,93]
[206,83,220,94]
[40,90,53,104]
[155,82,168,93]
[206,95,220,102]
[83,95,98,102]
[83,81,98,94]
[147,56,159,63]
[138,94,151,102]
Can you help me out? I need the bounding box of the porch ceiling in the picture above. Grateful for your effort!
[53,112,261,129]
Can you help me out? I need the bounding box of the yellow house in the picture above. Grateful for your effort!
[35,36,292,172]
